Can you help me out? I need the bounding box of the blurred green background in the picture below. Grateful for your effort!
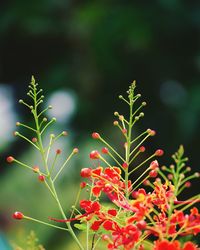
[0,0,200,249]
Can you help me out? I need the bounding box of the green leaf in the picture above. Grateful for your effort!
[74,223,87,231]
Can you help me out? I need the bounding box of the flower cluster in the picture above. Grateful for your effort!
[9,78,200,250]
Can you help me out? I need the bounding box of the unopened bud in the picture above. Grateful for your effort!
[147,129,156,136]
[13,131,19,136]
[32,137,37,143]
[73,148,79,154]
[7,156,15,163]
[33,166,39,173]
[62,131,68,136]
[92,132,100,139]
[12,211,24,220]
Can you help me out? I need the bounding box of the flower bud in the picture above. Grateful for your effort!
[147,129,156,136]
[122,129,127,134]
[38,175,45,182]
[73,148,79,154]
[80,182,87,188]
[122,162,128,169]
[32,166,39,173]
[185,181,191,188]
[149,170,158,178]
[56,149,62,155]
[143,180,150,186]
[62,131,68,136]
[13,131,19,136]
[113,121,118,126]
[101,147,109,154]
[155,149,164,156]
[90,150,100,159]
[150,160,159,170]
[139,146,145,152]
[32,137,37,143]
[186,166,191,172]
[167,174,173,180]
[142,102,147,106]
[80,168,92,178]
[7,156,14,163]
[12,211,24,220]
[92,132,100,139]
[136,220,146,230]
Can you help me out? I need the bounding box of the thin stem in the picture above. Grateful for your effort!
[129,154,155,175]
[24,216,69,231]
[30,80,84,249]
[70,187,81,219]
[130,130,147,144]
[38,107,49,118]
[13,159,34,171]
[53,151,74,182]
[49,154,58,175]
[108,151,122,168]
[99,155,125,182]
[130,134,150,157]
[129,167,150,190]
[45,135,54,162]
[99,137,125,162]
[17,123,37,133]
[16,133,40,150]
[41,119,56,135]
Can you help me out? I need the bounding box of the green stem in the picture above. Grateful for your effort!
[99,137,125,162]
[49,180,84,250]
[24,216,69,231]
[31,82,84,250]
[129,154,156,175]
[53,151,74,182]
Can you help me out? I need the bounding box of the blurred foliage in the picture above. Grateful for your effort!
[0,0,200,249]
[12,230,45,250]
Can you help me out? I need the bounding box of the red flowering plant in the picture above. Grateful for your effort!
[9,78,200,249]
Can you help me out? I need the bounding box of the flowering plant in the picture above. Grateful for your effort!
[8,77,200,250]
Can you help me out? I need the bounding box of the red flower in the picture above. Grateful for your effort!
[108,209,117,216]
[153,240,180,250]
[153,240,197,250]
[79,200,101,214]
[91,220,102,231]
[183,242,197,250]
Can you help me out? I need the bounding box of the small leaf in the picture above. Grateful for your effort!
[74,223,87,231]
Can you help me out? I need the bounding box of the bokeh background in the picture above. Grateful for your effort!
[0,1,200,249]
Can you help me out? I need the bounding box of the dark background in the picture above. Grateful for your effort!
[0,1,200,249]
